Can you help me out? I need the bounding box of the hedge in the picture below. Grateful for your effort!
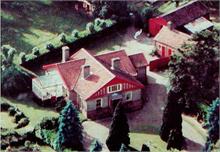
[22,18,131,70]
[20,19,115,63]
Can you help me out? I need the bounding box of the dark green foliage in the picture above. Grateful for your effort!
[19,52,26,63]
[160,90,183,145]
[1,65,31,97]
[89,139,102,152]
[167,129,184,150]
[141,7,153,32]
[32,47,40,56]
[59,33,67,43]
[0,102,11,111]
[71,29,80,40]
[86,22,96,34]
[93,1,129,20]
[204,98,220,151]
[169,29,219,114]
[46,42,55,50]
[55,97,66,112]
[1,45,17,68]
[8,107,17,116]
[54,101,83,151]
[14,112,25,123]
[16,118,29,129]
[39,117,58,130]
[106,102,130,151]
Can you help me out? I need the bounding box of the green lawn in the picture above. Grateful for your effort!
[1,1,91,55]
[1,96,58,134]
[157,0,190,14]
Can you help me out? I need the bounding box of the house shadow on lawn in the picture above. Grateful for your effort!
[183,137,204,151]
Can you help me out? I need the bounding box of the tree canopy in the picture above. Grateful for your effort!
[54,101,84,151]
[204,98,220,151]
[169,29,219,114]
[106,102,130,151]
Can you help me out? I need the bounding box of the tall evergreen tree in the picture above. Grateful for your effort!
[160,90,184,150]
[106,102,130,151]
[53,101,83,151]
[204,98,220,151]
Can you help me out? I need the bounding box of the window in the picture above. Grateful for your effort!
[96,99,102,109]
[125,91,132,101]
[107,84,122,93]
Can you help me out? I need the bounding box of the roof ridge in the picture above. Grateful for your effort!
[95,49,125,57]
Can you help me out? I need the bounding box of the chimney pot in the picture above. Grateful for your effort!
[167,21,173,30]
[111,57,120,70]
[62,46,70,62]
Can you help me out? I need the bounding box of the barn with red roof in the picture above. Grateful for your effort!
[32,47,148,119]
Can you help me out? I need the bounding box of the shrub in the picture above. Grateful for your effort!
[94,18,102,27]
[14,112,25,123]
[19,52,26,64]
[59,33,67,43]
[25,54,37,61]
[24,140,31,148]
[1,65,32,97]
[71,29,80,40]
[86,22,96,34]
[55,98,66,112]
[39,117,58,130]
[8,107,16,116]
[16,118,29,129]
[32,47,40,56]
[46,42,55,50]
[0,102,11,111]
[99,21,107,29]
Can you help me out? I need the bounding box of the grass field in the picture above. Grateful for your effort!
[1,1,91,54]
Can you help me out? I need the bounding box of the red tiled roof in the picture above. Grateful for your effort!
[160,0,209,28]
[129,53,148,68]
[56,59,85,90]
[42,48,146,100]
[95,50,137,76]
[154,26,192,49]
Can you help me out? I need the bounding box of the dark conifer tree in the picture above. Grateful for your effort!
[54,101,83,151]
[106,102,130,151]
[204,98,220,151]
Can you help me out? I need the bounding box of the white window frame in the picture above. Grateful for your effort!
[125,91,132,101]
[107,84,122,94]
[96,98,103,109]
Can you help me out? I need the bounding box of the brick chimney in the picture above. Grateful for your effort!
[62,46,70,63]
[83,65,91,78]
[167,21,173,30]
[111,57,120,70]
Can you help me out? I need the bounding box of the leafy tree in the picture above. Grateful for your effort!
[169,29,219,114]
[106,102,130,151]
[32,47,40,56]
[1,65,31,97]
[204,98,220,151]
[1,45,17,69]
[86,22,96,34]
[92,1,129,20]
[160,90,184,146]
[53,101,83,151]
[89,139,102,152]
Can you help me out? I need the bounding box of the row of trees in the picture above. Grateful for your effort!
[160,29,219,150]
[1,45,32,97]
[53,100,131,151]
